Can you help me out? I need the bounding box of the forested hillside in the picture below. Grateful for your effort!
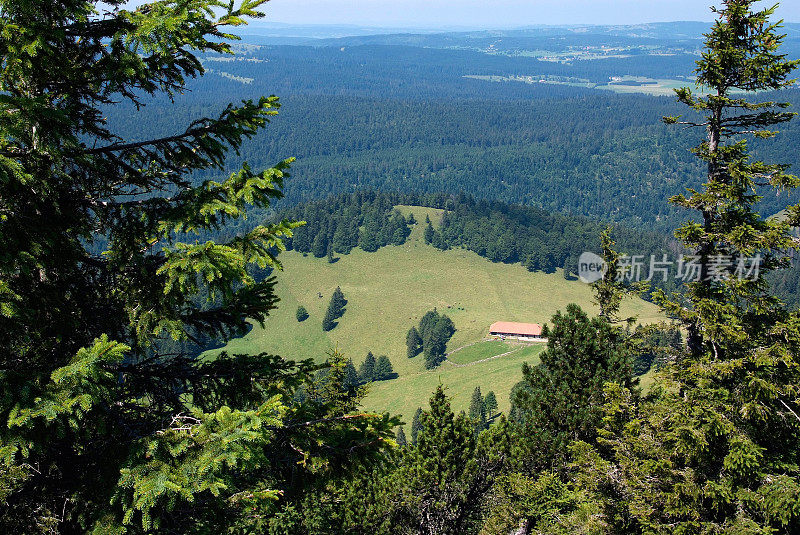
[103,41,800,231]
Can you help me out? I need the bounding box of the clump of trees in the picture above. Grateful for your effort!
[355,351,395,383]
[285,192,412,256]
[406,309,456,369]
[322,286,347,331]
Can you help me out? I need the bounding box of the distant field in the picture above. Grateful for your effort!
[465,74,696,97]
[207,206,665,421]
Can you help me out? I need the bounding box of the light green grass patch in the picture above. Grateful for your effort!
[447,339,513,365]
[368,344,545,422]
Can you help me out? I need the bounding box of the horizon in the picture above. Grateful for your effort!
[256,0,800,29]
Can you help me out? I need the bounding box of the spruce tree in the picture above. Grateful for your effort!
[0,1,396,531]
[424,219,435,244]
[322,286,346,331]
[343,359,359,390]
[392,386,511,534]
[406,326,422,358]
[296,305,309,322]
[411,407,423,446]
[510,304,635,472]
[311,230,328,258]
[469,386,487,431]
[573,2,800,531]
[396,426,408,447]
[322,305,336,332]
[374,355,394,380]
[483,391,498,418]
[359,352,376,383]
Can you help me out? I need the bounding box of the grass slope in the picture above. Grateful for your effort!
[209,206,664,421]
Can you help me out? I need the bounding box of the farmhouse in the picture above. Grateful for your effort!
[489,321,544,341]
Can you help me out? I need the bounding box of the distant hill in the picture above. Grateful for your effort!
[206,206,664,421]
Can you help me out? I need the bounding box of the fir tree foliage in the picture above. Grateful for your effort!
[411,407,423,447]
[469,386,487,431]
[510,304,636,472]
[0,1,397,531]
[396,426,408,447]
[390,386,511,534]
[572,2,800,532]
[374,355,394,381]
[322,286,346,331]
[414,309,456,369]
[295,305,309,322]
[406,326,422,358]
[483,390,498,419]
[359,351,376,383]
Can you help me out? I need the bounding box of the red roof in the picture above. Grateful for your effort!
[489,321,542,336]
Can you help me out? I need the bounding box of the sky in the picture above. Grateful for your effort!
[256,0,800,29]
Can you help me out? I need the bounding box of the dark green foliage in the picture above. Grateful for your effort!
[411,407,423,446]
[424,218,435,244]
[389,386,512,534]
[407,212,416,225]
[285,192,411,256]
[343,359,359,390]
[374,355,395,381]
[483,391,498,418]
[359,352,376,383]
[571,4,800,532]
[0,1,399,531]
[418,311,456,370]
[295,305,309,322]
[396,427,408,446]
[406,326,422,358]
[630,323,682,375]
[322,286,346,331]
[510,304,636,472]
[311,228,328,258]
[469,386,487,431]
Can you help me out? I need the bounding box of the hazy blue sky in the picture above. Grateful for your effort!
[258,0,800,28]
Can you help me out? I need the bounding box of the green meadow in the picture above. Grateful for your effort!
[208,206,665,421]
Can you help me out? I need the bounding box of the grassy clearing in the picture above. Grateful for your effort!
[367,344,546,423]
[447,339,512,365]
[207,205,665,421]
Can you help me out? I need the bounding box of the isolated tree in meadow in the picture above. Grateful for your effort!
[359,352,377,383]
[0,0,395,531]
[296,305,309,322]
[374,355,394,380]
[406,326,422,358]
[322,286,346,331]
[572,2,800,531]
[423,314,456,369]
